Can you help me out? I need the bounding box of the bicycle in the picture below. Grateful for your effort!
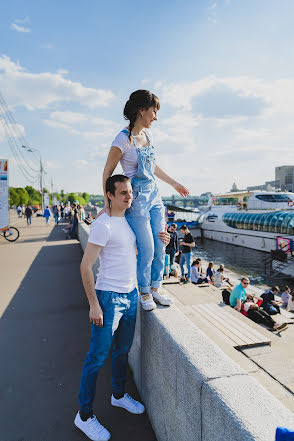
[0,226,20,242]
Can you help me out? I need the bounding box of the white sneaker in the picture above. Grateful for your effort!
[139,294,157,311]
[74,412,111,441]
[111,393,145,414]
[151,288,173,306]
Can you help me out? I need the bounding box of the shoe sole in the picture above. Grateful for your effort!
[111,401,145,414]
[153,298,173,306]
[140,303,157,311]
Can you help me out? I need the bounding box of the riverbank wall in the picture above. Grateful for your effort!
[78,222,294,441]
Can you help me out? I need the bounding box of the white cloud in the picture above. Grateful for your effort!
[44,110,120,141]
[0,55,115,110]
[44,160,62,169]
[41,43,53,49]
[10,23,31,33]
[73,159,89,168]
[10,17,31,33]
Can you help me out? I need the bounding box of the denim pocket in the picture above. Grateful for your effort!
[96,290,113,308]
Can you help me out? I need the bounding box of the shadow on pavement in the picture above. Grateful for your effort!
[0,225,156,441]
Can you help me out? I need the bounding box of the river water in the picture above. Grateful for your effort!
[192,237,290,287]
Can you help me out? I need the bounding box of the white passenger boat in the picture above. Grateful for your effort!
[199,191,294,277]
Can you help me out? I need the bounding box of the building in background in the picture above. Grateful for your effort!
[275,166,294,192]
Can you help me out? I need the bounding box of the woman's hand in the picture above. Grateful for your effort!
[95,206,110,219]
[158,225,170,245]
[173,182,189,197]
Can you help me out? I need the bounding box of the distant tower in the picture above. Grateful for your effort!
[231,182,238,192]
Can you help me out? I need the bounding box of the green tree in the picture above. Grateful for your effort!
[25,186,41,205]
[82,192,89,204]
[9,188,19,206]
[68,193,79,204]
[15,187,29,205]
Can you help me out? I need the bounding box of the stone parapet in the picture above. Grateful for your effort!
[78,222,294,441]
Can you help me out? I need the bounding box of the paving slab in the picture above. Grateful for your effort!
[0,213,156,441]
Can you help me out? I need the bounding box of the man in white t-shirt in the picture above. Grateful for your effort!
[74,174,169,441]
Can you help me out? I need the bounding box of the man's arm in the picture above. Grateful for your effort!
[182,238,195,247]
[235,298,242,312]
[80,242,104,327]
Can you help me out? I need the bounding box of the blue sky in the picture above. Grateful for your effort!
[1,0,294,196]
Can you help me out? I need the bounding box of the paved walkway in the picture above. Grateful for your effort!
[0,212,156,441]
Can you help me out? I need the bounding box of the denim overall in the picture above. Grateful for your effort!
[122,129,166,294]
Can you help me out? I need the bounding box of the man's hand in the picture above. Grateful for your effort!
[89,304,104,327]
[158,225,170,245]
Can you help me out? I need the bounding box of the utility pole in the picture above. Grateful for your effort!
[40,159,44,211]
[51,177,54,205]
[22,145,44,210]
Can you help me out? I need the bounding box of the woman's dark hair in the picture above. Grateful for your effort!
[123,90,160,140]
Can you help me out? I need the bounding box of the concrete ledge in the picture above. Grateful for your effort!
[78,222,294,441]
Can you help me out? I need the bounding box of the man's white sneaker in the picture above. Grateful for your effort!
[151,289,173,306]
[74,412,111,441]
[111,393,145,414]
[139,294,157,311]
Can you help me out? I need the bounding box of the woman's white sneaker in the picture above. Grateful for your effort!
[139,294,157,311]
[74,412,111,441]
[111,393,145,414]
[151,289,173,306]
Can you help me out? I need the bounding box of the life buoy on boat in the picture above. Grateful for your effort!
[288,200,294,207]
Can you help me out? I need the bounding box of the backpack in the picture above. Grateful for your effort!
[222,289,231,305]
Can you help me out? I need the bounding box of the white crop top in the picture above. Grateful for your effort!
[111,128,153,179]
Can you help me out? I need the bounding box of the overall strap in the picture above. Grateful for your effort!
[121,129,129,135]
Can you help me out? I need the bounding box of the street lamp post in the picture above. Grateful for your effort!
[22,146,44,211]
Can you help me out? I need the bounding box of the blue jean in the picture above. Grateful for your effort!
[180,252,192,279]
[78,288,138,414]
[26,216,31,225]
[45,216,50,224]
[126,186,166,294]
[166,249,176,266]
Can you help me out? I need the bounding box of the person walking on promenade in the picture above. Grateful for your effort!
[52,205,60,225]
[25,205,33,226]
[166,223,179,266]
[75,175,170,441]
[67,204,79,239]
[43,206,51,225]
[16,205,22,218]
[101,90,189,311]
[179,225,195,283]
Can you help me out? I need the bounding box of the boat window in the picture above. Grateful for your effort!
[255,194,291,203]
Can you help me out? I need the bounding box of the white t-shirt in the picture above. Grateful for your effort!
[88,213,137,293]
[111,128,153,179]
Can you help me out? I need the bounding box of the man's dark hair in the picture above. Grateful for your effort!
[271,285,280,292]
[106,175,131,198]
[180,225,188,231]
[171,223,177,228]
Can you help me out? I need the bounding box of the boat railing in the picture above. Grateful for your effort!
[263,241,294,279]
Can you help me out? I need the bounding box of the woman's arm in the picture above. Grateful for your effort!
[155,164,189,197]
[102,146,122,210]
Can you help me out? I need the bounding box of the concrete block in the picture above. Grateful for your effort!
[202,375,294,441]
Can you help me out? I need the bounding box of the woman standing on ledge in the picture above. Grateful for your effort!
[102,90,189,310]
